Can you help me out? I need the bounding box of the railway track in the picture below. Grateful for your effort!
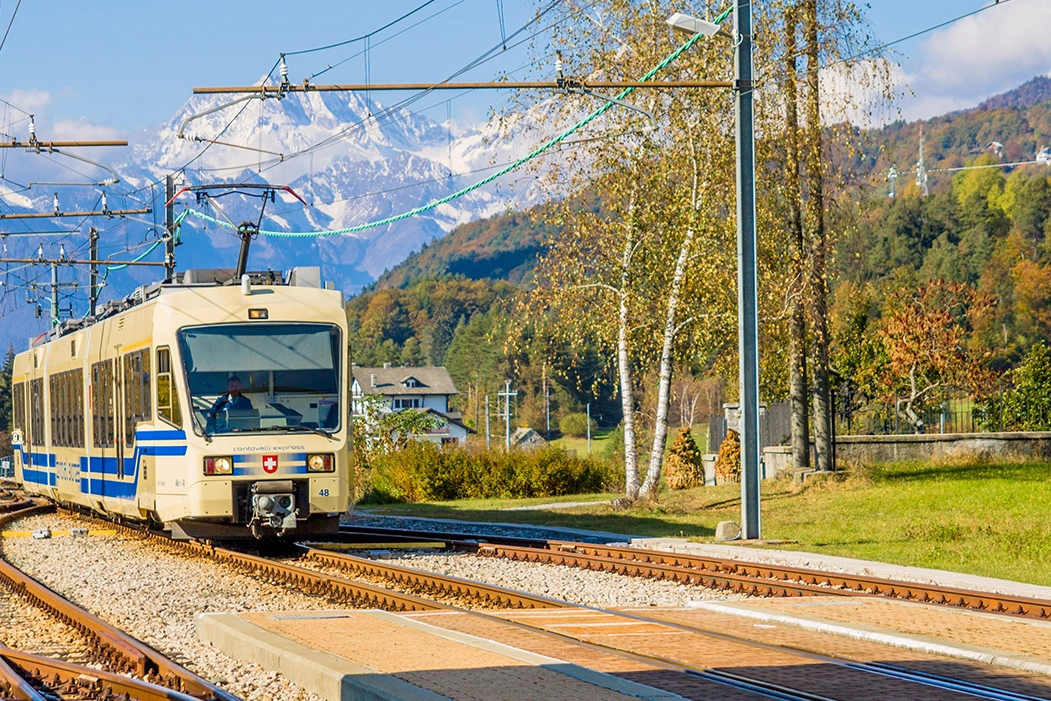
[313,532,1051,700]
[12,507,1051,700]
[0,503,240,701]
[338,523,1051,621]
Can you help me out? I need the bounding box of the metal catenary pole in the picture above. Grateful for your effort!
[485,395,491,449]
[165,175,176,282]
[89,227,99,317]
[735,0,762,540]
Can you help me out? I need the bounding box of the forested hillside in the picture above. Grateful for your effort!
[348,73,1051,448]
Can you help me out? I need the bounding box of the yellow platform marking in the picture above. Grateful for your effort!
[1,529,116,538]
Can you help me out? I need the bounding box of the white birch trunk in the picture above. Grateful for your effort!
[620,187,640,499]
[639,137,700,498]
[639,224,695,497]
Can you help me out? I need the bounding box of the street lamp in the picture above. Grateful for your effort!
[667,4,761,540]
[665,12,722,38]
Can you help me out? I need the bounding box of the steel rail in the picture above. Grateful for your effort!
[0,503,241,701]
[547,541,1051,620]
[340,524,1051,620]
[298,544,571,610]
[0,646,205,701]
[0,646,45,701]
[476,542,852,599]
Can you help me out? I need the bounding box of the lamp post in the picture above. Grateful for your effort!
[668,3,761,539]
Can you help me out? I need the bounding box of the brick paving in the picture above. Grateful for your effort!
[751,595,1051,660]
[638,605,1051,699]
[489,609,975,701]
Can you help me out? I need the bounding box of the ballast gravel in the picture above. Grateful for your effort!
[2,512,329,701]
[386,549,734,608]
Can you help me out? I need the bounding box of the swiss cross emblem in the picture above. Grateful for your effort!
[262,455,279,474]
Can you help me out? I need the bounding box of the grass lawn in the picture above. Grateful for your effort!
[362,460,1051,586]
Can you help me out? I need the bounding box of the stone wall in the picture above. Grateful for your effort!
[835,432,1051,464]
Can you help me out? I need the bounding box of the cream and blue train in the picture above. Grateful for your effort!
[10,267,351,539]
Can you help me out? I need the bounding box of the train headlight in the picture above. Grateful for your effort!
[307,453,334,472]
[204,456,233,475]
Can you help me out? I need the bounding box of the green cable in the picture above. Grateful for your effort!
[184,8,729,239]
[106,210,188,272]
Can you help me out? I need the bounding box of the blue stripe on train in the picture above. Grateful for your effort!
[233,465,308,476]
[135,429,187,441]
[22,468,56,486]
[22,442,187,500]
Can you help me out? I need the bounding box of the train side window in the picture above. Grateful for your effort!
[29,378,43,449]
[156,347,182,428]
[74,369,84,448]
[91,360,115,448]
[124,349,152,446]
[49,375,58,447]
[12,382,25,442]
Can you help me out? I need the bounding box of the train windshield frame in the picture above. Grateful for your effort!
[176,322,342,437]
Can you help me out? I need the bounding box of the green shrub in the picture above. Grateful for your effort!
[360,441,616,503]
[559,412,595,437]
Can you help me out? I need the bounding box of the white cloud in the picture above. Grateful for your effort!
[899,0,1051,120]
[52,117,124,141]
[3,88,52,114]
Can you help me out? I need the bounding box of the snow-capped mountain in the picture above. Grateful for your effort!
[0,84,545,348]
[6,84,539,283]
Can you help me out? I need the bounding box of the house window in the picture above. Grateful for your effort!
[392,397,422,409]
[403,378,418,388]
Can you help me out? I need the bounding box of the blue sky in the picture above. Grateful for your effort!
[0,1,1045,136]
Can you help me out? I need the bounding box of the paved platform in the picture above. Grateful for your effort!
[687,597,1051,674]
[197,609,683,701]
[632,537,1051,600]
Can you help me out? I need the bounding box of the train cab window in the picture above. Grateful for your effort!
[124,349,152,446]
[177,323,342,436]
[156,347,182,428]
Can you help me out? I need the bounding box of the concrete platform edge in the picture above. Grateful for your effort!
[374,610,684,700]
[196,612,450,701]
[688,601,1051,676]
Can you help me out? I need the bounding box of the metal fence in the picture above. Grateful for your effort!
[709,402,791,452]
[834,385,1051,436]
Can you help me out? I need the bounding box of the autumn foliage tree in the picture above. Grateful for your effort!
[876,280,995,432]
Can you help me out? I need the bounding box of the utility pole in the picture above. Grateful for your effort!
[545,381,551,442]
[498,380,518,451]
[50,263,59,327]
[89,227,99,317]
[916,126,929,197]
[586,403,592,454]
[735,0,761,540]
[485,395,491,449]
[164,175,176,282]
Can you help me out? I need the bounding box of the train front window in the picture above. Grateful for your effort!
[177,323,341,436]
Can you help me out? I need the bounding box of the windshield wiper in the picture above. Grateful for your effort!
[238,425,336,440]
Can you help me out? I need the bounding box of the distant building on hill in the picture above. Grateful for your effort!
[351,364,471,445]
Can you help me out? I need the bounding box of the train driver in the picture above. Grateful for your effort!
[209,375,254,419]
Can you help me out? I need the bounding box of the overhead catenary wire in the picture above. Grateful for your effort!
[182,8,729,239]
[0,0,21,58]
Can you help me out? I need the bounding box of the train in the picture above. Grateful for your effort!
[9,266,352,539]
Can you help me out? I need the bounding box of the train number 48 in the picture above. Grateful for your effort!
[318,489,330,497]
